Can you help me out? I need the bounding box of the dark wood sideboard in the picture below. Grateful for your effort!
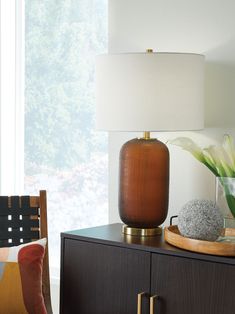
[60,223,235,314]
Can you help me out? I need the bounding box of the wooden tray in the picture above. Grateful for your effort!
[164,225,235,256]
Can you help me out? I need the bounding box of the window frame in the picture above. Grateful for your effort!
[0,0,24,194]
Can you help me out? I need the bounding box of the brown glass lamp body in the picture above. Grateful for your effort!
[119,135,169,235]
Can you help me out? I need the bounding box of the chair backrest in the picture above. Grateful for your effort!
[0,190,52,314]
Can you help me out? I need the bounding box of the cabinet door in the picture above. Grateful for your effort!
[151,254,235,314]
[61,238,150,314]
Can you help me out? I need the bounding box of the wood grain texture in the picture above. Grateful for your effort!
[164,225,235,256]
[39,190,52,314]
[151,254,235,314]
[61,238,150,314]
[60,224,235,314]
[61,223,235,265]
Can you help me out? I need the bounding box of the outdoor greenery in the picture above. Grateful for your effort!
[25,0,108,267]
[25,0,107,169]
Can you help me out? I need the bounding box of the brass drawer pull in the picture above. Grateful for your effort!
[150,295,159,314]
[137,292,147,314]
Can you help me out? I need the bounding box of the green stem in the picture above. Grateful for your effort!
[219,177,235,218]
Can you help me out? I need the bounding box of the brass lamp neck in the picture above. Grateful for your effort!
[143,131,151,140]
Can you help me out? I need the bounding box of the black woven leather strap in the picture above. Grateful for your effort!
[0,196,39,247]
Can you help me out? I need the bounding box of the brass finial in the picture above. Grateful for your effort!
[146,49,153,53]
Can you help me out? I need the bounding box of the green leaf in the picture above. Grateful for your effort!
[219,177,235,218]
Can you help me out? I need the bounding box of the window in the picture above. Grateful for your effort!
[0,0,108,273]
[24,0,108,270]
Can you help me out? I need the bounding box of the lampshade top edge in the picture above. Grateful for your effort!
[96,52,205,57]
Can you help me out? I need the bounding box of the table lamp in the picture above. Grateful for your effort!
[96,50,204,236]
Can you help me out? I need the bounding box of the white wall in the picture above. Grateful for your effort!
[108,0,235,224]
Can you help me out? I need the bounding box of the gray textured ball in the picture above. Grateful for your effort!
[178,199,224,241]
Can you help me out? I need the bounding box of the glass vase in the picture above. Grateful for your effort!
[216,177,235,229]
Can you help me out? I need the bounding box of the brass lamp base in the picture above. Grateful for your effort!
[122,225,162,236]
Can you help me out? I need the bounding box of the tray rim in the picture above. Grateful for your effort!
[164,225,235,256]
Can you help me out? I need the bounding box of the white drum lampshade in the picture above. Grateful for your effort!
[96,52,204,131]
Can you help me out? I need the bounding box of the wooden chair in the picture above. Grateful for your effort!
[0,190,53,314]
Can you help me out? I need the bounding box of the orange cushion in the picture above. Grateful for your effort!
[0,239,47,314]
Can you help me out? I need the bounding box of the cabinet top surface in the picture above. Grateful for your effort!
[61,223,235,265]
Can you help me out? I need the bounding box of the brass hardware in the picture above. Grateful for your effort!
[141,131,157,140]
[150,295,159,314]
[146,49,153,53]
[122,225,162,236]
[143,131,151,140]
[137,292,147,314]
